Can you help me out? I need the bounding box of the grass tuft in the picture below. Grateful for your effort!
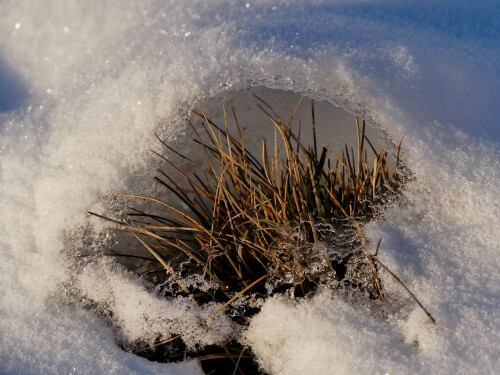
[101,97,400,299]
[88,95,435,374]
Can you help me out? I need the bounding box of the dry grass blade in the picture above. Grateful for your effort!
[207,274,269,320]
[131,232,190,294]
[373,256,436,324]
[133,334,184,355]
[195,353,251,361]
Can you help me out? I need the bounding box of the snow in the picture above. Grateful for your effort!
[0,0,499,374]
[77,258,235,350]
[244,290,443,374]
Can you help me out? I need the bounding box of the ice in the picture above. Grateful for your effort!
[0,0,499,374]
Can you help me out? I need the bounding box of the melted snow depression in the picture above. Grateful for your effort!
[0,1,499,374]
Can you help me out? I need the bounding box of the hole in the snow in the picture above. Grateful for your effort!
[79,85,409,375]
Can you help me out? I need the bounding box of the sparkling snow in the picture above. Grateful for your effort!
[0,1,498,374]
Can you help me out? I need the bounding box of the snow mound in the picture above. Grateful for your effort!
[245,291,441,375]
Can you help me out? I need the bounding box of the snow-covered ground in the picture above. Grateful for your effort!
[0,1,498,374]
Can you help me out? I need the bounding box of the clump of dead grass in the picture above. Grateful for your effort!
[89,95,434,373]
[95,96,401,299]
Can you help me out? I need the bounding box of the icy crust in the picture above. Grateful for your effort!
[77,258,234,350]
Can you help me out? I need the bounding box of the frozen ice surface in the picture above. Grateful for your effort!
[0,0,498,374]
